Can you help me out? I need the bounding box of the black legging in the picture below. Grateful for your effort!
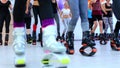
[88,18,93,30]
[38,0,54,20]
[112,0,120,37]
[13,0,26,22]
[114,21,120,37]
[24,17,31,29]
[33,6,42,25]
[0,14,11,33]
[112,0,120,20]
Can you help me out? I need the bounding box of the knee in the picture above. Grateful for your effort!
[94,21,98,27]
[80,15,88,22]
[72,14,79,21]
[99,21,103,27]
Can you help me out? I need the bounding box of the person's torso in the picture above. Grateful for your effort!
[92,0,102,15]
[62,8,70,15]
[103,3,112,17]
[0,1,11,14]
[33,0,39,6]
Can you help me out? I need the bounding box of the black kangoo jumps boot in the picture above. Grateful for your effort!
[66,31,74,54]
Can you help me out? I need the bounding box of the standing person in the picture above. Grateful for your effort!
[25,2,32,44]
[66,0,95,54]
[13,0,30,67]
[90,0,104,39]
[38,0,70,65]
[111,0,120,49]
[102,0,113,34]
[60,1,72,40]
[38,0,66,53]
[32,0,41,45]
[88,1,96,41]
[0,0,12,46]
[51,0,61,40]
[88,1,93,30]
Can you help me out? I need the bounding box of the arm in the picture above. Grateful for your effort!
[58,10,62,18]
[56,0,61,15]
[69,13,72,18]
[102,3,112,11]
[9,4,12,10]
[60,11,64,21]
[25,0,30,14]
[88,1,93,10]
[101,3,107,14]
[105,6,112,11]
[69,9,72,18]
[8,1,12,10]
[105,8,112,11]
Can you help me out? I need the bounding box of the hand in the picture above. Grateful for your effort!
[25,9,29,14]
[105,12,107,15]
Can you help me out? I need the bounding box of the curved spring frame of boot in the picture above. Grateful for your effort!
[100,39,107,45]
[64,42,74,54]
[79,44,97,56]
[111,40,120,51]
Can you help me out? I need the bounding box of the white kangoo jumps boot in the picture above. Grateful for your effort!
[42,25,66,53]
[42,25,70,67]
[13,27,26,67]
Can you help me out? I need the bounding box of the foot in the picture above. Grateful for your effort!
[56,36,62,41]
[0,40,2,45]
[32,40,36,45]
[15,55,26,67]
[44,41,66,53]
[4,41,8,46]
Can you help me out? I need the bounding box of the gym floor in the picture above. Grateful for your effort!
[0,40,120,68]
